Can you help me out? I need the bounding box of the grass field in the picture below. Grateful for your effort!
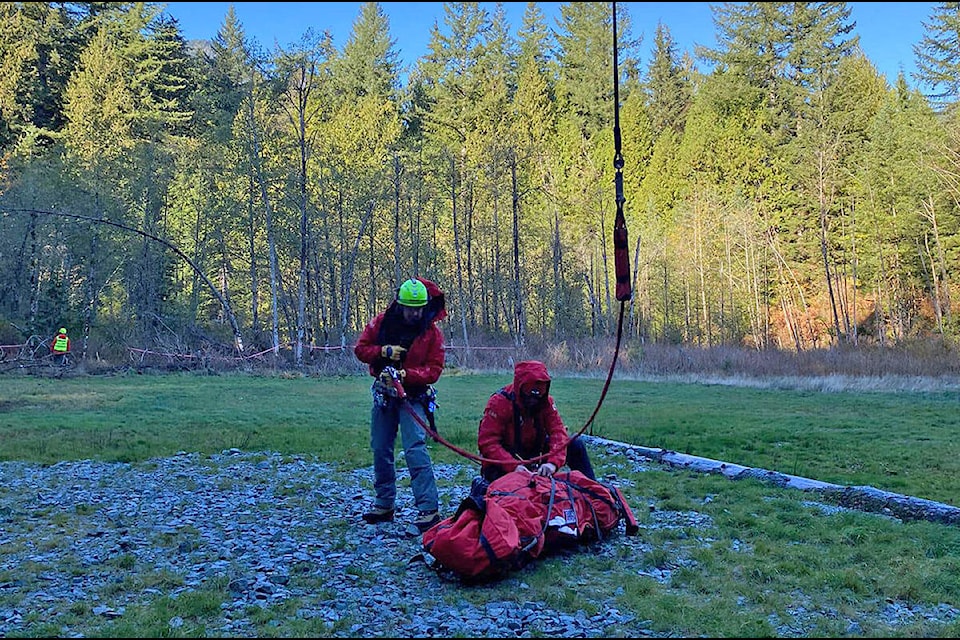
[3,370,958,505]
[2,369,959,637]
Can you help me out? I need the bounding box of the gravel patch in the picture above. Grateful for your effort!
[1,438,956,637]
[0,444,668,637]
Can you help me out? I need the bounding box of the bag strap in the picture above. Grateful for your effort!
[610,484,640,536]
[521,476,557,554]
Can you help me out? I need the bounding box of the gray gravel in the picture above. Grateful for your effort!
[0,438,956,637]
[1,443,665,637]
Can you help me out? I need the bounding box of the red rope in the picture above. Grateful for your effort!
[394,1,632,466]
[398,301,627,468]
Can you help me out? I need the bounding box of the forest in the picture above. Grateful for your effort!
[2,1,960,371]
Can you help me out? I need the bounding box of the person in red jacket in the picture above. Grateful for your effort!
[354,278,447,533]
[477,360,595,483]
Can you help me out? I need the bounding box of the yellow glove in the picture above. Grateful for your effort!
[381,345,406,361]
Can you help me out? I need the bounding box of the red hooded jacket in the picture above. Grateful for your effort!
[354,278,447,394]
[478,360,569,477]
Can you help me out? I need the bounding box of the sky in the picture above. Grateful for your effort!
[162,2,938,89]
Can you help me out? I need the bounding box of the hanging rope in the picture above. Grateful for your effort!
[395,0,632,466]
[612,0,633,304]
[573,0,631,439]
[396,305,628,467]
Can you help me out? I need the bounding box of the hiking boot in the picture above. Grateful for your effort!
[414,510,441,533]
[362,505,395,524]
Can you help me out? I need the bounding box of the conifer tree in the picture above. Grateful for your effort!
[644,22,689,137]
[914,1,960,108]
[0,2,85,150]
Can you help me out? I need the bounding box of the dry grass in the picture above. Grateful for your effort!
[23,329,960,395]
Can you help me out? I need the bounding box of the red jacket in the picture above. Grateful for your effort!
[478,360,569,477]
[354,278,446,393]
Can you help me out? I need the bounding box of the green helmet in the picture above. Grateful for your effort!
[59,327,66,334]
[397,279,428,307]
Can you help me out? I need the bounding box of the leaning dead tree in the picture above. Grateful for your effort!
[4,208,245,354]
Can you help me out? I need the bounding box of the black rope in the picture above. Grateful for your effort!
[398,1,632,456]
[612,1,632,305]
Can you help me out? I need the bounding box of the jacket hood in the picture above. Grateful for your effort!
[419,278,447,323]
[513,360,551,396]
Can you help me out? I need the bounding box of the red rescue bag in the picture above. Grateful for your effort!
[422,470,637,580]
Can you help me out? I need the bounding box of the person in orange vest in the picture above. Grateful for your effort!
[50,327,71,365]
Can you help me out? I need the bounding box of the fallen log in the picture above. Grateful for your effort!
[587,435,960,527]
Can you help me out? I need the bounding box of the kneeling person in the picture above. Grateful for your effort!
[477,360,595,483]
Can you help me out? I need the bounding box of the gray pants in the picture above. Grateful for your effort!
[369,395,439,513]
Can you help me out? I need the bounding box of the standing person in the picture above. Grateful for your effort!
[354,277,447,533]
[477,360,596,483]
[50,327,71,365]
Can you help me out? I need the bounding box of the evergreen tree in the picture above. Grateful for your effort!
[913,1,960,109]
[644,22,690,137]
[202,6,256,141]
[554,1,637,136]
[125,11,194,137]
[701,2,857,140]
[335,1,400,99]
[0,2,86,150]
[784,1,857,93]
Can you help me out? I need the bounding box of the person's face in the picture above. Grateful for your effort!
[401,305,424,325]
[520,381,548,411]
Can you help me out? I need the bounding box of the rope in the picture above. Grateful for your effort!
[612,0,632,305]
[397,1,632,466]
[394,301,627,468]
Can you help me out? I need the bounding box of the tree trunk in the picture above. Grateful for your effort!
[247,174,260,334]
[552,206,563,340]
[247,91,280,359]
[511,158,525,347]
[450,155,471,360]
[818,155,841,344]
[393,154,402,286]
[340,201,376,348]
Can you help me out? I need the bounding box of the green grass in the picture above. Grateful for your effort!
[521,470,960,637]
[2,370,958,505]
[2,370,960,637]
